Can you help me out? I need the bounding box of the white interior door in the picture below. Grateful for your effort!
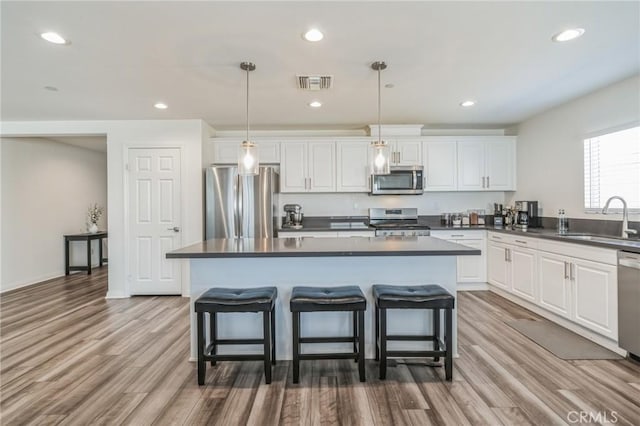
[128,148,182,295]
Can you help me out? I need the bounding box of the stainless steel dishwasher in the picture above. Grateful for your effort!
[618,251,640,361]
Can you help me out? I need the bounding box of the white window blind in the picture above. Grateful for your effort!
[583,125,640,210]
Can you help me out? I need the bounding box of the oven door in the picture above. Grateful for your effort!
[371,166,424,195]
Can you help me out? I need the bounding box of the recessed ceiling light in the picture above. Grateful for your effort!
[303,28,324,42]
[154,102,168,110]
[40,32,68,45]
[460,100,476,107]
[44,86,58,91]
[309,101,322,108]
[552,28,585,42]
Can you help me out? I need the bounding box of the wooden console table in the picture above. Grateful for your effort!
[64,232,108,275]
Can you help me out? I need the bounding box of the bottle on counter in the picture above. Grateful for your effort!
[558,209,569,234]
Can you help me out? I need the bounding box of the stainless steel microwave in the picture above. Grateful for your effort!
[370,166,424,195]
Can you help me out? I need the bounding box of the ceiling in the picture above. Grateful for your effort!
[2,1,639,131]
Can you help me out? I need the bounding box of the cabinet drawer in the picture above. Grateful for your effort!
[487,232,537,249]
[538,240,617,266]
[431,230,486,240]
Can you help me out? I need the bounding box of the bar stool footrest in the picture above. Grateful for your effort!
[205,354,266,362]
[299,353,358,360]
[299,336,356,344]
[214,338,265,345]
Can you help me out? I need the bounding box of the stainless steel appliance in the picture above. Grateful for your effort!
[205,165,279,239]
[283,204,303,229]
[369,208,431,236]
[370,166,424,195]
[618,251,640,360]
[515,200,539,229]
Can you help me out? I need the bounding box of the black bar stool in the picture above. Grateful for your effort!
[372,284,455,381]
[290,286,366,384]
[194,287,277,385]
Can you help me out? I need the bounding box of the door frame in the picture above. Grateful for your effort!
[123,145,185,296]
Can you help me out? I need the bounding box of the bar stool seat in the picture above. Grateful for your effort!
[290,285,366,384]
[195,286,277,385]
[373,284,455,381]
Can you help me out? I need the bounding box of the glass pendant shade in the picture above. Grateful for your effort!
[238,140,259,175]
[238,62,259,175]
[370,140,390,175]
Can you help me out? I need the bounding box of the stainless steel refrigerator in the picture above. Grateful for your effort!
[205,165,279,239]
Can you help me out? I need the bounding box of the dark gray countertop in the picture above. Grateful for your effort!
[166,236,481,259]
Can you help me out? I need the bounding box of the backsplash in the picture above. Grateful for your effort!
[278,192,507,217]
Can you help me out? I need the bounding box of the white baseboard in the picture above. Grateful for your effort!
[0,271,62,294]
[487,285,626,356]
[105,291,129,299]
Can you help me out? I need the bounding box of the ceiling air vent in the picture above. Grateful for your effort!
[296,75,333,91]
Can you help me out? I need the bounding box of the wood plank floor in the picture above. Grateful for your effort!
[1,269,639,425]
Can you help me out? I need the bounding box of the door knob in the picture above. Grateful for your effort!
[167,227,180,232]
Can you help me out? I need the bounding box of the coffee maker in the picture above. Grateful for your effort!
[515,201,539,230]
[283,204,303,229]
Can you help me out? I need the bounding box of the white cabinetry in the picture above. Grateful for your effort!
[212,140,280,164]
[422,138,457,191]
[277,230,375,238]
[457,138,515,191]
[535,240,618,339]
[487,233,538,302]
[281,141,336,193]
[431,230,486,286]
[336,140,370,192]
[388,139,422,166]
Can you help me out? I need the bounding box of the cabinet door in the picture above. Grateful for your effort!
[572,259,617,339]
[423,139,457,191]
[212,141,239,164]
[510,247,537,302]
[395,140,422,166]
[487,242,509,289]
[336,141,370,192]
[280,143,308,193]
[450,239,486,282]
[308,141,336,192]
[457,141,485,190]
[258,141,280,164]
[485,139,515,190]
[538,252,572,320]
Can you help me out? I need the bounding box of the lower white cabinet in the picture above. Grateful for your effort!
[487,241,510,290]
[510,246,537,302]
[572,258,617,339]
[431,230,486,285]
[538,252,572,320]
[487,234,538,302]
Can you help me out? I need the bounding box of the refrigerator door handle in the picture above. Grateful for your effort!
[237,176,244,237]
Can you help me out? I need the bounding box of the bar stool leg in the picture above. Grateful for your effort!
[353,311,358,363]
[379,307,387,380]
[271,305,276,365]
[432,308,440,362]
[293,311,300,384]
[445,308,453,381]
[375,303,380,361]
[197,311,206,385]
[210,312,217,366]
[263,310,272,384]
[358,310,365,382]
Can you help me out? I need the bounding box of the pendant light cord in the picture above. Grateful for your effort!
[246,66,250,143]
[377,66,381,144]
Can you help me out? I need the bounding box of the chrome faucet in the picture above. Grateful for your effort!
[602,196,638,238]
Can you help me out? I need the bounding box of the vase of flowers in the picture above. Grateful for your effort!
[87,203,103,233]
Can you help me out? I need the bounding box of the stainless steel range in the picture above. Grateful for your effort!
[369,208,431,237]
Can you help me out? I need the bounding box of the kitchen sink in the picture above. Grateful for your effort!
[558,233,640,248]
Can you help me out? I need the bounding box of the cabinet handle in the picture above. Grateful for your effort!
[308,178,311,189]
[398,151,402,163]
[423,176,426,188]
[451,234,464,237]
[515,240,527,244]
[492,236,502,240]
[569,263,575,281]
[482,176,486,188]
[504,248,508,261]
[564,261,569,279]
[487,176,490,188]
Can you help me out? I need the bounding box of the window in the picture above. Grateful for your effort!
[584,125,640,211]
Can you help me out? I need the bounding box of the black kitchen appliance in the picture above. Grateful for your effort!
[515,201,540,229]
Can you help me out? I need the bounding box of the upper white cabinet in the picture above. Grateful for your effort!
[457,137,516,191]
[212,140,280,164]
[422,138,457,191]
[336,139,370,192]
[281,141,336,193]
[389,139,422,166]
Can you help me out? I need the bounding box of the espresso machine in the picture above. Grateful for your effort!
[515,201,539,230]
[283,204,303,229]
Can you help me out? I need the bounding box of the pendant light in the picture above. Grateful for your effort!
[370,61,391,175]
[238,62,259,175]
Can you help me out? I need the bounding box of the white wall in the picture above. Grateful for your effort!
[508,74,640,220]
[280,192,505,217]
[1,120,207,298]
[1,137,107,292]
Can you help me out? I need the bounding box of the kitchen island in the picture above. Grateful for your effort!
[167,236,480,360]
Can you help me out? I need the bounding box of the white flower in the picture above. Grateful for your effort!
[87,203,104,224]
